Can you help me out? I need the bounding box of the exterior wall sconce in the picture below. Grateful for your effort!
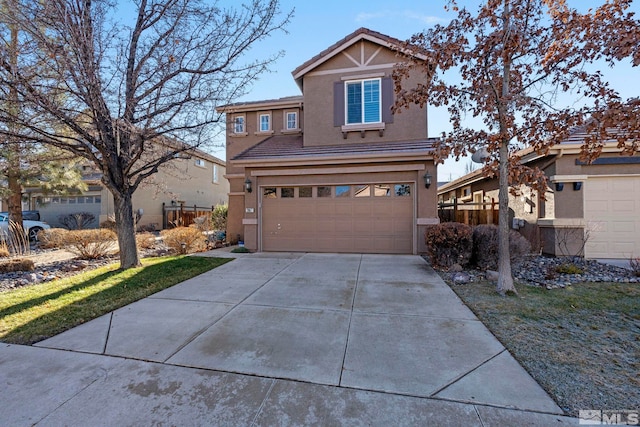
[424,171,432,189]
[555,182,564,191]
[244,177,252,193]
[573,182,582,191]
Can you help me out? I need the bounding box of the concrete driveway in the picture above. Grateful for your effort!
[1,252,577,426]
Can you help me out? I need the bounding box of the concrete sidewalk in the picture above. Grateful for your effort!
[1,252,578,426]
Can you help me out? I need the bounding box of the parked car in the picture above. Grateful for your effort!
[0,213,51,241]
[0,210,40,221]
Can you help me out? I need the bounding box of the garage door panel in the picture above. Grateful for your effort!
[261,184,414,254]
[584,177,640,259]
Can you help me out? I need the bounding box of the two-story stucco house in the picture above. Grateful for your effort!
[24,149,228,231]
[217,28,439,254]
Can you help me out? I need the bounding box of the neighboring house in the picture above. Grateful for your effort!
[216,28,439,254]
[23,149,228,230]
[437,128,640,260]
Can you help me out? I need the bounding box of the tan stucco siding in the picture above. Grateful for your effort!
[100,157,228,230]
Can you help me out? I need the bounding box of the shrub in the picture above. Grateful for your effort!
[192,215,213,232]
[37,228,70,249]
[211,204,228,232]
[99,218,117,231]
[160,227,206,254]
[424,223,473,269]
[630,257,640,277]
[136,232,157,250]
[0,240,9,258]
[555,263,584,275]
[230,246,250,253]
[58,212,96,230]
[471,224,532,270]
[0,258,35,273]
[63,228,117,259]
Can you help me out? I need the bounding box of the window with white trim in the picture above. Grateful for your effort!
[286,112,297,130]
[233,115,245,133]
[345,78,381,125]
[259,113,271,132]
[195,158,206,167]
[213,164,219,183]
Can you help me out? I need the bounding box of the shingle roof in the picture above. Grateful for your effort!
[233,134,437,163]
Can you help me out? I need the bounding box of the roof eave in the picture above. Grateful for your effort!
[215,97,304,114]
[233,150,435,167]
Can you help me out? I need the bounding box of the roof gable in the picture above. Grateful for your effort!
[291,27,426,87]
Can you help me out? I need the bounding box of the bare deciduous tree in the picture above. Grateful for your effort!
[393,0,639,294]
[0,0,291,268]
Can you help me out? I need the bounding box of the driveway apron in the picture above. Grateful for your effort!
[2,252,576,426]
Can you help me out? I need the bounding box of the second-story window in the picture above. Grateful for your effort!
[195,158,206,167]
[259,113,271,132]
[346,78,381,125]
[286,112,297,130]
[233,116,245,133]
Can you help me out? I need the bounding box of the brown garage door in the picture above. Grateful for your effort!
[261,184,413,254]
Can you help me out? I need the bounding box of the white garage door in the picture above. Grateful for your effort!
[584,176,640,259]
[261,183,414,254]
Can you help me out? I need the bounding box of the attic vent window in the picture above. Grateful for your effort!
[346,78,381,125]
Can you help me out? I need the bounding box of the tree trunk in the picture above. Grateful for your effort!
[496,140,517,295]
[496,0,517,295]
[113,190,140,269]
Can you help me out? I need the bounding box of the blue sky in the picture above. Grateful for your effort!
[120,0,640,181]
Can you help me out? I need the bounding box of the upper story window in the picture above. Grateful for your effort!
[286,112,298,130]
[233,115,245,134]
[195,158,206,167]
[345,78,381,125]
[213,164,219,183]
[259,113,271,132]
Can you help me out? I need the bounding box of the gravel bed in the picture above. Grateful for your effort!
[446,255,639,289]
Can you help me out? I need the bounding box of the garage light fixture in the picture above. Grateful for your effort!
[423,171,432,189]
[573,182,582,191]
[555,182,564,191]
[244,177,252,193]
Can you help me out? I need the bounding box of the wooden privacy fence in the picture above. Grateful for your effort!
[162,203,215,229]
[438,199,499,226]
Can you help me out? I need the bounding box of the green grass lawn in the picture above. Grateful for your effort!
[0,255,232,345]
[449,279,640,416]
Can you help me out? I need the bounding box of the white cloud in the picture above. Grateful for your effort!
[355,9,445,25]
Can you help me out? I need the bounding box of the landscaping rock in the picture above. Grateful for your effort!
[450,263,463,272]
[451,272,471,284]
[485,270,499,282]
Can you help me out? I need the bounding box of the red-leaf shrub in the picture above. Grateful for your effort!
[424,223,473,269]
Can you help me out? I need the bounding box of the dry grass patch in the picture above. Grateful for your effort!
[448,279,640,416]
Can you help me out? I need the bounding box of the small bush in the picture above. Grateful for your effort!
[99,218,117,231]
[63,228,117,259]
[136,232,157,250]
[424,223,473,269]
[629,257,640,277]
[160,227,206,254]
[555,263,584,275]
[471,224,532,270]
[137,223,157,232]
[230,246,250,253]
[37,228,70,249]
[211,204,228,232]
[0,240,9,258]
[192,215,213,232]
[0,258,35,273]
[58,212,96,230]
